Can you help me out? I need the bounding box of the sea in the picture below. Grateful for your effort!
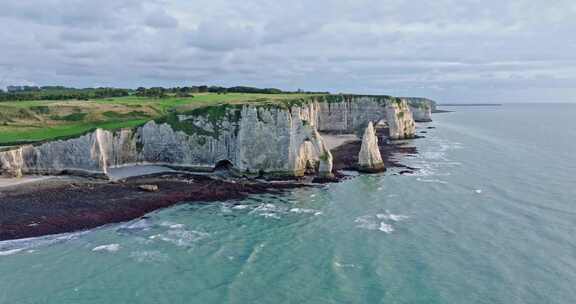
[1,104,575,304]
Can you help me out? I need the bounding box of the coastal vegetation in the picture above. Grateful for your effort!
[0,86,413,146]
[0,88,327,145]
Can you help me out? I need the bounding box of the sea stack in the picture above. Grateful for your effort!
[357,122,385,173]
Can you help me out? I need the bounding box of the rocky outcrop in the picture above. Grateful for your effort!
[0,147,24,178]
[0,94,416,178]
[405,97,435,122]
[313,95,416,139]
[357,122,385,173]
[385,99,416,139]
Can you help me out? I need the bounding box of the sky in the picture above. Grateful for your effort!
[0,0,575,103]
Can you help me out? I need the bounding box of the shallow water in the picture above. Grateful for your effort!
[1,104,575,304]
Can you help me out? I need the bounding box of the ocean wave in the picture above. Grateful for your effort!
[249,203,285,219]
[0,248,24,256]
[289,208,319,215]
[149,228,210,247]
[92,244,121,253]
[334,261,358,268]
[355,211,408,234]
[0,230,90,255]
[231,204,251,210]
[378,222,394,234]
[422,151,448,160]
[129,250,169,263]
[257,212,281,219]
[376,210,410,222]
[117,218,154,234]
[159,221,185,229]
[416,178,448,184]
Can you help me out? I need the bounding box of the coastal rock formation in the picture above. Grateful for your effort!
[385,100,416,139]
[405,98,435,122]
[0,147,24,178]
[0,95,416,178]
[357,122,385,173]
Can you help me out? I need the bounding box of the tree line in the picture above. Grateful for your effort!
[0,87,130,102]
[0,85,328,102]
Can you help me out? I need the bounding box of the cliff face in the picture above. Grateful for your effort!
[385,100,416,139]
[0,95,416,178]
[405,97,435,122]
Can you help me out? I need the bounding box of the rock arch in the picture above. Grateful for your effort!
[294,125,333,177]
[214,159,234,172]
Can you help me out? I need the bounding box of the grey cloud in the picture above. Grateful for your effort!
[0,0,575,102]
[60,30,101,43]
[145,11,179,29]
[186,21,260,51]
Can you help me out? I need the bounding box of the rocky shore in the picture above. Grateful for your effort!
[331,128,418,174]
[0,95,434,241]
[0,136,419,241]
[0,173,307,241]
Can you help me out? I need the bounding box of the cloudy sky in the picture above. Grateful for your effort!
[1,0,575,103]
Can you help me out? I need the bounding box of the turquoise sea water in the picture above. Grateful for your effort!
[1,104,575,304]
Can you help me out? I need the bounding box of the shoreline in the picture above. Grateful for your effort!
[0,130,420,242]
[0,173,309,241]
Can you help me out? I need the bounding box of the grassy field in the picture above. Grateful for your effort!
[0,93,323,145]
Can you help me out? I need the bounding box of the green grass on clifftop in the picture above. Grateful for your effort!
[0,93,325,145]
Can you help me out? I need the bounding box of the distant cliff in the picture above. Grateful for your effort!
[0,95,419,179]
[404,97,436,122]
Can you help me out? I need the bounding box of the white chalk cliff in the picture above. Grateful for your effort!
[0,95,418,178]
[358,122,385,173]
[406,98,434,122]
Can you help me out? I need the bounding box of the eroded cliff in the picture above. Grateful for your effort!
[0,95,418,178]
[405,97,435,122]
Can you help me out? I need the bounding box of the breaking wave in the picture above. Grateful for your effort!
[355,210,409,234]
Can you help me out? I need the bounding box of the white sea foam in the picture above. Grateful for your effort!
[422,151,447,160]
[129,250,168,263]
[149,229,209,247]
[117,218,154,232]
[376,210,409,222]
[0,230,90,255]
[159,221,185,229]
[416,178,448,184]
[232,204,251,210]
[378,222,394,234]
[258,212,281,219]
[355,211,409,234]
[220,203,234,213]
[92,244,120,253]
[334,261,357,268]
[0,248,24,256]
[289,208,318,214]
[249,203,286,219]
[354,215,380,231]
[253,203,280,212]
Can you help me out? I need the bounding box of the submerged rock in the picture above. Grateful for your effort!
[358,122,385,173]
